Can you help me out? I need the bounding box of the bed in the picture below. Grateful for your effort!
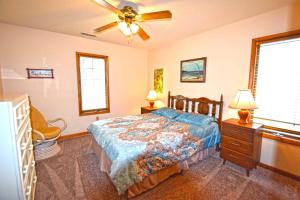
[88,92,223,198]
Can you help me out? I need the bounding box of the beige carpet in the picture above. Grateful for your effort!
[35,135,300,200]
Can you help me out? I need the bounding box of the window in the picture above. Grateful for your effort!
[249,30,300,133]
[76,52,109,116]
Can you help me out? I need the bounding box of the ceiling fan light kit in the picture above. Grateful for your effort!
[92,0,172,41]
[118,21,139,36]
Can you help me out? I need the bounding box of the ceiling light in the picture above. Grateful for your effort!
[118,22,131,36]
[130,23,139,34]
[118,21,139,37]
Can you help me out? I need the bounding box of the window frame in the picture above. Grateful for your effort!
[76,52,110,116]
[248,29,300,136]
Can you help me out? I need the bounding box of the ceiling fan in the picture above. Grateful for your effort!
[92,0,172,40]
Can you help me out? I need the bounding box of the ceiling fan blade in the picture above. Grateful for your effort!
[94,21,118,33]
[137,26,150,41]
[92,0,123,16]
[138,10,172,21]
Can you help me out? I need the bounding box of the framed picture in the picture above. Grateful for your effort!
[180,57,206,83]
[154,68,163,94]
[26,68,54,79]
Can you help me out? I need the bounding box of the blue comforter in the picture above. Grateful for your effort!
[88,113,220,194]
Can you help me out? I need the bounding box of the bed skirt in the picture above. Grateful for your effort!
[91,136,216,198]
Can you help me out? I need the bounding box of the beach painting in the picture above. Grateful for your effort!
[180,57,206,82]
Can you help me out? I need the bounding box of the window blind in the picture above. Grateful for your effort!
[253,38,300,131]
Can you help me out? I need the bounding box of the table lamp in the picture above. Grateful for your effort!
[146,90,158,108]
[229,89,257,124]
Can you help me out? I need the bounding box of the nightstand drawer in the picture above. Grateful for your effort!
[222,124,253,142]
[221,147,254,169]
[222,136,253,156]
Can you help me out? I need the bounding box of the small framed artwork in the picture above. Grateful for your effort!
[154,68,163,94]
[26,68,54,79]
[180,57,207,83]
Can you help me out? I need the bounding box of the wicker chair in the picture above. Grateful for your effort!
[30,106,67,160]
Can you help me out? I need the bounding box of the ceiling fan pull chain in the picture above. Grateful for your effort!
[127,36,133,44]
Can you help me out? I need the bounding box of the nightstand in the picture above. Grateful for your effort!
[141,106,158,114]
[220,118,263,176]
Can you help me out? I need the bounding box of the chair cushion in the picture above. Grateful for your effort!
[30,106,48,130]
[32,127,61,142]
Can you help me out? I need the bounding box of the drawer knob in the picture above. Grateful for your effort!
[25,186,32,196]
[28,144,34,150]
[23,165,29,174]
[231,142,240,146]
[229,154,239,159]
[20,143,27,150]
[33,176,37,183]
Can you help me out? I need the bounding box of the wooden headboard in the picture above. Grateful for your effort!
[167,91,224,130]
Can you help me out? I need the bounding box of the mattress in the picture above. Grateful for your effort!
[88,113,220,196]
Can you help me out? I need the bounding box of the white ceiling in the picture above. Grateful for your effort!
[0,0,295,49]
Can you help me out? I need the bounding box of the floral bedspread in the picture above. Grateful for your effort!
[88,113,220,194]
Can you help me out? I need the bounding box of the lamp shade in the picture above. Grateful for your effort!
[146,90,158,101]
[229,89,257,109]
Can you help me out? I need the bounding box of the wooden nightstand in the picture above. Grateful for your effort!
[220,118,263,176]
[141,106,158,114]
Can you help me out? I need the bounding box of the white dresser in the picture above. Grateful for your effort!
[0,94,37,200]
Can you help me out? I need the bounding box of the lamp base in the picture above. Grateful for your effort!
[149,101,155,109]
[238,109,250,124]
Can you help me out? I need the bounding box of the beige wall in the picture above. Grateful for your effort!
[0,65,3,96]
[261,138,300,176]
[0,23,148,134]
[148,4,300,117]
[148,4,300,176]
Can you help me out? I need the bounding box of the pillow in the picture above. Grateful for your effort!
[175,112,214,126]
[152,107,181,119]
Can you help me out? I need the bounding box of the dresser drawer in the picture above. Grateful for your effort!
[222,124,253,142]
[222,135,253,156]
[26,169,37,200]
[29,172,37,200]
[22,151,35,183]
[23,154,36,199]
[18,123,32,158]
[14,97,30,132]
[17,117,31,140]
[21,142,34,176]
[221,147,254,169]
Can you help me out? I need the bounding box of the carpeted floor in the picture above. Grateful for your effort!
[35,135,300,200]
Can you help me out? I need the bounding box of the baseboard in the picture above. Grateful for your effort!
[58,131,89,141]
[258,162,300,181]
